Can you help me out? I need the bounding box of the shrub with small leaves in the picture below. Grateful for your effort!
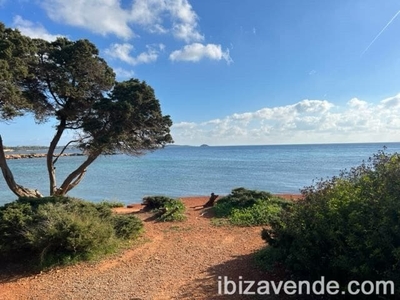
[143,196,186,222]
[0,196,143,268]
[112,214,143,239]
[157,199,186,222]
[213,188,292,226]
[141,196,171,210]
[258,150,400,296]
[98,200,125,208]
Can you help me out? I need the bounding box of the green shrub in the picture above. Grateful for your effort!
[141,196,171,210]
[98,200,125,208]
[143,196,186,222]
[258,150,400,296]
[25,202,116,265]
[0,196,143,268]
[213,187,273,217]
[112,214,143,239]
[213,188,292,226]
[229,200,284,226]
[157,199,186,222]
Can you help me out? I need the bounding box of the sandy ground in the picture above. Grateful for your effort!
[0,195,300,300]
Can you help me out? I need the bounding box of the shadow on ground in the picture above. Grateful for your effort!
[0,261,40,284]
[177,253,288,299]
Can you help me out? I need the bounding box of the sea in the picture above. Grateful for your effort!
[1,142,399,206]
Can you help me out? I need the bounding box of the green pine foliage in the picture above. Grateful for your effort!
[213,188,293,226]
[0,23,173,198]
[257,150,400,296]
[0,196,143,268]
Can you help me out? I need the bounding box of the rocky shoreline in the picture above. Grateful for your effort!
[5,153,84,160]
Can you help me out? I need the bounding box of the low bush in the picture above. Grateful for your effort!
[0,196,143,268]
[229,199,285,226]
[156,199,186,222]
[142,196,186,222]
[98,200,125,208]
[258,150,400,296]
[141,196,171,210]
[112,214,144,239]
[213,188,292,226]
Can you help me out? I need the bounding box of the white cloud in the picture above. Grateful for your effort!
[12,15,62,41]
[41,0,133,39]
[41,0,204,43]
[130,0,166,27]
[171,94,400,145]
[380,93,400,109]
[294,99,333,114]
[172,23,203,43]
[309,70,317,75]
[173,121,197,129]
[105,43,136,64]
[113,67,135,79]
[348,98,368,109]
[39,0,231,65]
[130,0,203,42]
[105,43,162,65]
[169,43,233,64]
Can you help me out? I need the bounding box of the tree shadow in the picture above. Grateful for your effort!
[189,207,216,219]
[177,253,288,299]
[0,260,41,284]
[178,253,339,300]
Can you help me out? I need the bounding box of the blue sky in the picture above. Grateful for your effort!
[0,0,400,146]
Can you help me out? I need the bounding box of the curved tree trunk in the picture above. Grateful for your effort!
[0,136,43,198]
[54,153,99,196]
[47,118,66,195]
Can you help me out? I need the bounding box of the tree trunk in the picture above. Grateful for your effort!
[54,153,98,196]
[0,136,43,198]
[47,118,66,195]
[203,193,219,208]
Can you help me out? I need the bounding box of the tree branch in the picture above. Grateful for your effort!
[47,118,66,195]
[53,138,81,165]
[55,153,99,196]
[64,169,86,193]
[0,135,43,198]
[43,65,64,107]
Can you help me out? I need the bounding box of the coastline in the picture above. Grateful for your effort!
[4,153,84,160]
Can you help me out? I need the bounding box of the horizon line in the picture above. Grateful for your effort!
[5,141,400,149]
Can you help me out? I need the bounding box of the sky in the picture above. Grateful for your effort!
[0,0,400,146]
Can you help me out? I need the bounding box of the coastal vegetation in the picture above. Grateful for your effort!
[256,150,400,295]
[142,196,186,222]
[0,196,143,268]
[212,188,292,226]
[1,23,399,298]
[0,23,173,198]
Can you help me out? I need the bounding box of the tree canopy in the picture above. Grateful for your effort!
[0,23,173,198]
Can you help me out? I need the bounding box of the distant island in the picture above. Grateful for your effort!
[200,144,209,147]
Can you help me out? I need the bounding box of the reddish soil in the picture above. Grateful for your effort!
[0,195,300,300]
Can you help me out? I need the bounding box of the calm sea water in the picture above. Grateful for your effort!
[1,143,399,206]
